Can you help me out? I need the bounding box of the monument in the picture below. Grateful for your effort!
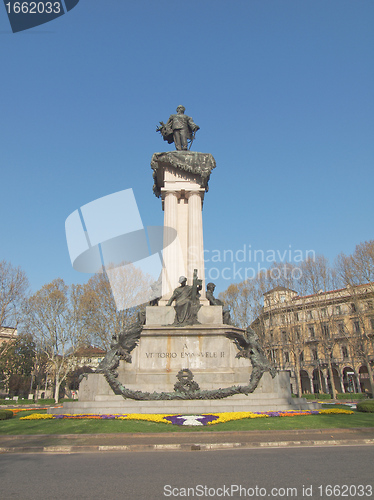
[51,106,319,415]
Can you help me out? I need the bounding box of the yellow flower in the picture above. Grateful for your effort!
[20,414,54,420]
[117,414,172,423]
[207,412,268,425]
[318,409,354,415]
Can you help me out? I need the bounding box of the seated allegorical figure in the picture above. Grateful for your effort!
[167,271,202,326]
[206,282,232,325]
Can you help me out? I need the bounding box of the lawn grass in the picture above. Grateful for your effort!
[0,407,373,435]
[0,398,75,406]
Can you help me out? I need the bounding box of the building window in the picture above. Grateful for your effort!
[351,303,357,313]
[280,295,286,303]
[321,308,327,317]
[335,305,341,315]
[312,349,318,361]
[308,311,313,320]
[322,323,329,337]
[294,312,299,321]
[353,320,360,333]
[284,351,289,363]
[299,351,304,363]
[308,325,315,338]
[293,327,300,340]
[282,331,288,343]
[341,346,349,359]
[367,301,373,310]
[337,322,345,335]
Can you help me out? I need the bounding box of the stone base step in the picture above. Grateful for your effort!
[49,396,321,415]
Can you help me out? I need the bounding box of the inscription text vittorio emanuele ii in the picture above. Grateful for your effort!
[145,351,225,359]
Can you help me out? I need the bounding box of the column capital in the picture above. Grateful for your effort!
[160,188,181,199]
[184,188,205,200]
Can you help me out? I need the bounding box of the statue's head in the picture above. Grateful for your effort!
[176,105,185,114]
[207,282,215,291]
[178,276,187,285]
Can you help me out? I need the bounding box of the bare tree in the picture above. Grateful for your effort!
[337,241,374,285]
[24,279,89,403]
[219,262,299,329]
[79,264,153,350]
[296,256,342,398]
[0,260,28,330]
[336,241,374,395]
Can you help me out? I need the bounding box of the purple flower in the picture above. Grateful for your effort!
[164,414,219,426]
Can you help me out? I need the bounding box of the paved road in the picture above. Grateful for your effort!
[1,446,373,499]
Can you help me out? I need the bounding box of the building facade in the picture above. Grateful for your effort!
[72,346,106,370]
[253,284,374,396]
[0,327,18,348]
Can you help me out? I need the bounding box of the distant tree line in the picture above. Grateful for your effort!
[0,261,151,402]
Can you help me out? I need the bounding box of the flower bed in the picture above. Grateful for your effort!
[20,408,353,425]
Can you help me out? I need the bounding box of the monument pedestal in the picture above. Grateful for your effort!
[51,308,321,415]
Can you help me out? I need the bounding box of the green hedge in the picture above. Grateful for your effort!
[293,393,371,401]
[0,409,13,420]
[357,401,374,413]
[294,393,332,400]
[336,393,370,400]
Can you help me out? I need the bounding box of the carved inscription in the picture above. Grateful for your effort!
[145,351,225,359]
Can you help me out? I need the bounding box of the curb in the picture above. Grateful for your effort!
[1,438,374,454]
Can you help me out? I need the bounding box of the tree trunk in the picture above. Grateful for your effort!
[293,356,302,397]
[29,372,34,395]
[34,383,39,403]
[54,374,60,403]
[327,360,337,399]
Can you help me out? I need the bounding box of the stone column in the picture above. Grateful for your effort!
[186,189,206,301]
[308,373,314,394]
[354,372,362,393]
[323,370,329,395]
[338,370,345,393]
[161,189,183,299]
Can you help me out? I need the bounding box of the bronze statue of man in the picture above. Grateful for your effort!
[157,105,200,151]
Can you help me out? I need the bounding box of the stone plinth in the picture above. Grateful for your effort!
[145,305,223,326]
[106,324,250,393]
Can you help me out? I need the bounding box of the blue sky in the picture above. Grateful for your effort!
[1,0,373,296]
